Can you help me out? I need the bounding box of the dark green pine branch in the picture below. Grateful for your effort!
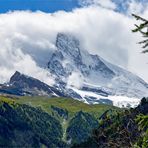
[132,14,148,53]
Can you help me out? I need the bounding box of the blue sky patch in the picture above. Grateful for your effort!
[0,0,80,13]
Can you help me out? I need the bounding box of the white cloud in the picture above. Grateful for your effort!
[79,0,116,10]
[126,0,148,15]
[67,71,84,89]
[0,5,148,85]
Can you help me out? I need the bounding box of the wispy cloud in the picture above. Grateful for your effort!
[126,0,148,15]
[0,4,147,84]
[79,0,116,10]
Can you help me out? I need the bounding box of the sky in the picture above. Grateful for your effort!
[0,0,147,13]
[0,0,148,84]
[0,0,80,13]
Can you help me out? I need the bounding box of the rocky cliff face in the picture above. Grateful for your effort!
[47,33,148,107]
[0,71,65,97]
[48,33,115,81]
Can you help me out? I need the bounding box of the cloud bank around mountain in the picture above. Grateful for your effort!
[0,2,148,85]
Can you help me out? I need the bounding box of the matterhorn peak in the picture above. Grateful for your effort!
[47,32,148,107]
[55,33,82,62]
[56,33,80,50]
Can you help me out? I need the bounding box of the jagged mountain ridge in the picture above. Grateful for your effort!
[48,33,115,83]
[47,33,148,107]
[0,71,65,97]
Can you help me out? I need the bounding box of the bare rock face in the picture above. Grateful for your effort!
[47,33,148,107]
[0,71,65,97]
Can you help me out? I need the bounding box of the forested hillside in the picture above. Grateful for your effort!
[0,96,117,147]
[75,98,148,148]
[0,95,147,148]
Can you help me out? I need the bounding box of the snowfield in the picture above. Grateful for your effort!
[70,87,140,108]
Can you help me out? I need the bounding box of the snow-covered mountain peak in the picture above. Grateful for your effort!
[56,33,83,66]
[48,33,115,80]
[56,33,80,53]
[47,33,148,107]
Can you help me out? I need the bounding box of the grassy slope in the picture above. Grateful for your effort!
[13,96,119,119]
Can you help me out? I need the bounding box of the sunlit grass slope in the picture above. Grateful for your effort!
[0,95,119,119]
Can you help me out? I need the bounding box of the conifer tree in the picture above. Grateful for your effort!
[132,14,148,53]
